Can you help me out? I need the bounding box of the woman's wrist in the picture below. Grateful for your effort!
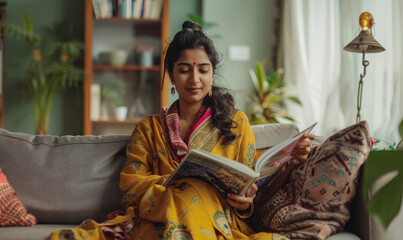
[233,203,254,219]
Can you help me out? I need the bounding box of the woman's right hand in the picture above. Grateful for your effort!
[291,133,315,164]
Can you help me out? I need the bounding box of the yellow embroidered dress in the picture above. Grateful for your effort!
[50,110,286,240]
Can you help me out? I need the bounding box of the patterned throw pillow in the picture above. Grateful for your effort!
[250,121,371,240]
[0,169,36,227]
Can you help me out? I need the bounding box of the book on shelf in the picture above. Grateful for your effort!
[163,122,318,197]
[149,0,163,19]
[91,0,163,19]
[90,84,101,120]
[132,0,143,18]
[142,0,152,18]
[92,0,101,18]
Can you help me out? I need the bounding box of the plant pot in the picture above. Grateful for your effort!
[115,106,128,121]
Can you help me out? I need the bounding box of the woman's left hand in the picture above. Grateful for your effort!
[226,183,257,211]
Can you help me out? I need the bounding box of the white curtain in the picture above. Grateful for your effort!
[282,0,403,143]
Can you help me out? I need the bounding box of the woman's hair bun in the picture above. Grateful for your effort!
[182,20,202,31]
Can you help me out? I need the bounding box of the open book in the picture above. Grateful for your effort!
[163,122,318,197]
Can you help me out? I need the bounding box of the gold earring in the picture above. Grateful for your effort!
[208,86,213,97]
[171,87,176,96]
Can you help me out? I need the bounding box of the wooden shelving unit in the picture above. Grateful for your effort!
[83,0,170,135]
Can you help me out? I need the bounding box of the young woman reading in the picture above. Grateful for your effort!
[50,20,313,240]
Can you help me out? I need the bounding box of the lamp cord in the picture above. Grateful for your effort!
[357,51,369,123]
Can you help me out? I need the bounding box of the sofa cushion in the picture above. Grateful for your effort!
[0,168,36,226]
[252,121,371,239]
[0,129,131,224]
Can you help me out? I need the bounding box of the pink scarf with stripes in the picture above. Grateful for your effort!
[160,100,211,161]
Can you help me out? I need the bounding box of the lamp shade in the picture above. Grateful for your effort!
[344,30,385,53]
[344,12,385,53]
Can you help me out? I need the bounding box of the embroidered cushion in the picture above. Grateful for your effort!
[0,168,36,227]
[251,121,371,240]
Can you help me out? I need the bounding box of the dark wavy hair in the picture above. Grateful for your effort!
[164,20,237,143]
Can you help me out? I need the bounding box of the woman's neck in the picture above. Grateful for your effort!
[177,100,203,141]
[178,100,203,122]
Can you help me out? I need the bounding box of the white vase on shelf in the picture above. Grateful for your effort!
[115,106,128,121]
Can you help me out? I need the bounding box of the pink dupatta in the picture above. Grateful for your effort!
[160,100,211,161]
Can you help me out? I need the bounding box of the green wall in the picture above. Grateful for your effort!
[3,0,275,135]
[170,0,201,37]
[203,0,277,111]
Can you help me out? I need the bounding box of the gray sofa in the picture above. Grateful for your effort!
[0,123,395,239]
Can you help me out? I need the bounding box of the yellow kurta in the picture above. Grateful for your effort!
[49,111,287,240]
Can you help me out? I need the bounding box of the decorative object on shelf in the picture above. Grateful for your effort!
[1,14,84,134]
[343,12,385,123]
[97,51,110,65]
[100,80,127,120]
[136,44,154,67]
[90,83,101,120]
[362,118,403,230]
[128,71,150,119]
[246,60,301,124]
[115,106,128,121]
[109,49,128,67]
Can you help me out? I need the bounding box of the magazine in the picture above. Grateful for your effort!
[254,122,317,187]
[163,122,318,197]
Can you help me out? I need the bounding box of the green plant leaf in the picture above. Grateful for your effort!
[0,17,40,46]
[367,172,403,230]
[22,13,34,33]
[287,96,302,105]
[362,150,403,229]
[399,119,403,139]
[187,14,204,25]
[255,61,266,92]
[249,69,260,93]
[247,61,299,124]
[202,22,219,29]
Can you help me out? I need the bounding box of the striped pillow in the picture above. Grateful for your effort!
[0,169,36,227]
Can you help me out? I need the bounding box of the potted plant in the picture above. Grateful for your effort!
[100,80,127,121]
[247,60,301,124]
[1,14,84,134]
[362,119,403,230]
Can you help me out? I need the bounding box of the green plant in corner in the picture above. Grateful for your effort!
[247,60,301,124]
[1,14,84,134]
[362,119,403,229]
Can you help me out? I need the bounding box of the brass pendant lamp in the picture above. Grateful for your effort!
[343,12,385,123]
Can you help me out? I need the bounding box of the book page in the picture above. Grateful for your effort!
[254,122,318,180]
[163,149,259,197]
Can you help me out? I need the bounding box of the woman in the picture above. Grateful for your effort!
[50,20,313,240]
